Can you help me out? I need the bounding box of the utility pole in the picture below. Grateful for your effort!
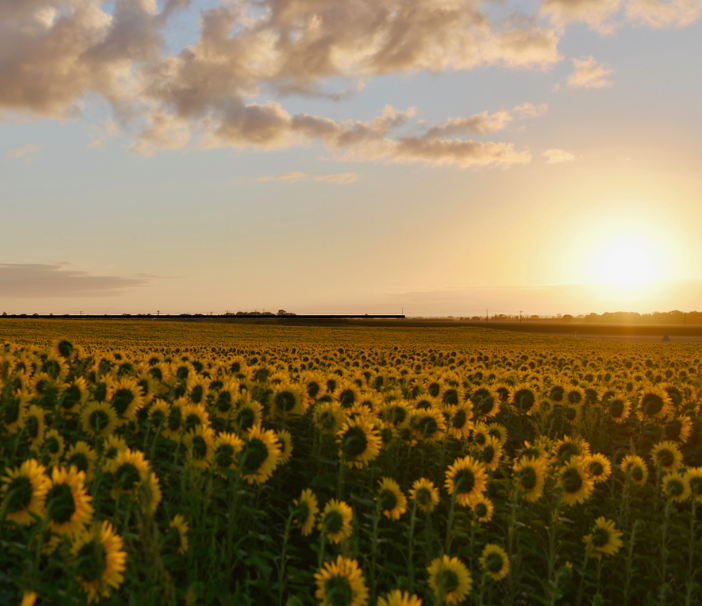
[486,309,488,323]
[520,310,522,324]
[157,310,160,316]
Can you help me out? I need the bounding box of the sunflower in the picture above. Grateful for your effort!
[684,467,702,504]
[183,426,215,471]
[583,518,623,559]
[409,478,440,513]
[445,456,488,507]
[441,384,466,407]
[480,544,510,581]
[651,441,684,472]
[231,396,263,436]
[471,496,494,523]
[64,441,98,482]
[661,471,690,503]
[318,499,354,544]
[620,454,649,486]
[164,514,189,555]
[1,392,29,435]
[313,401,347,436]
[486,422,509,446]
[293,488,319,536]
[662,416,692,444]
[276,429,294,465]
[188,375,210,405]
[71,521,127,604]
[45,466,94,537]
[181,402,212,434]
[147,399,170,431]
[471,421,490,448]
[445,403,473,439]
[105,448,161,514]
[101,435,128,462]
[161,399,185,441]
[558,457,594,506]
[211,380,237,418]
[509,384,539,415]
[547,383,567,405]
[427,555,472,605]
[337,417,382,469]
[238,425,281,485]
[561,403,582,425]
[108,377,145,423]
[585,454,612,484]
[20,591,37,606]
[52,338,76,360]
[551,435,591,466]
[513,456,548,502]
[1,459,49,527]
[44,429,66,466]
[411,408,447,443]
[271,382,306,418]
[59,377,90,416]
[347,403,373,423]
[81,401,118,439]
[564,386,585,406]
[334,380,363,408]
[23,404,46,452]
[381,401,411,430]
[376,477,407,520]
[212,432,244,477]
[314,555,369,606]
[377,590,422,606]
[470,387,500,420]
[478,435,503,472]
[607,395,631,424]
[637,387,671,422]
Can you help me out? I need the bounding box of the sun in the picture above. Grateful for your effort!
[591,235,665,285]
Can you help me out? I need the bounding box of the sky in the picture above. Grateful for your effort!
[1,0,701,316]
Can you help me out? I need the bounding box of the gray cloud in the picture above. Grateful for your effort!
[258,171,358,183]
[0,263,152,298]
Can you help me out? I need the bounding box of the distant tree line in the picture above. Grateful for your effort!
[570,310,702,324]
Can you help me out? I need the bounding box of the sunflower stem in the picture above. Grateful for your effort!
[576,543,592,606]
[408,499,417,594]
[659,494,672,606]
[685,497,697,606]
[444,489,457,555]
[370,501,381,604]
[623,521,639,605]
[277,508,295,606]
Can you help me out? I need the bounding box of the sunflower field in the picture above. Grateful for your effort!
[1,320,701,606]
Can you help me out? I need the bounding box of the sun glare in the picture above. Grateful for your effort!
[592,237,664,284]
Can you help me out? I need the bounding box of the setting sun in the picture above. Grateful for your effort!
[592,237,664,284]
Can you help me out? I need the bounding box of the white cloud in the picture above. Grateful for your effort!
[567,56,614,88]
[258,172,358,183]
[544,148,576,163]
[626,0,702,28]
[7,144,41,159]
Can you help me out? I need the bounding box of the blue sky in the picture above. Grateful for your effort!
[1,0,701,315]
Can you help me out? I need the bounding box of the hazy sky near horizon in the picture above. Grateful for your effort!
[1,0,701,316]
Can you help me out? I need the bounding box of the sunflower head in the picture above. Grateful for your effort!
[480,544,510,581]
[620,454,649,486]
[558,457,594,506]
[1,459,50,527]
[445,456,488,507]
[293,488,319,536]
[471,496,494,523]
[71,521,126,604]
[314,555,369,606]
[376,477,407,520]
[337,418,382,469]
[661,471,690,503]
[427,555,472,605]
[318,499,354,544]
[409,478,439,513]
[377,590,422,606]
[583,517,623,559]
[651,441,683,472]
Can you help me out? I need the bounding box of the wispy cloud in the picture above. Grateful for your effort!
[7,144,42,160]
[258,172,358,184]
[544,148,576,163]
[567,56,614,89]
[0,263,152,298]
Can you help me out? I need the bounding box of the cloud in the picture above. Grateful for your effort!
[541,0,624,32]
[544,148,576,163]
[513,102,549,118]
[7,144,41,159]
[0,0,563,168]
[0,263,152,298]
[626,0,702,28]
[258,171,358,183]
[567,56,614,88]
